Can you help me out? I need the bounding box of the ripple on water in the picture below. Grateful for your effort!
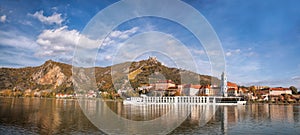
[0,125,38,135]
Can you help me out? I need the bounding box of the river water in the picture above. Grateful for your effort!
[0,97,299,134]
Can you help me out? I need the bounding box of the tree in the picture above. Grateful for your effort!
[249,86,257,96]
[289,86,298,94]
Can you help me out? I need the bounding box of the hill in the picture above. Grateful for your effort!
[0,57,220,95]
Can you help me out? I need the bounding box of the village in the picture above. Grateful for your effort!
[123,80,299,103]
[118,73,300,104]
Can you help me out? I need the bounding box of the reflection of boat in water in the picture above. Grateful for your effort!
[123,96,246,105]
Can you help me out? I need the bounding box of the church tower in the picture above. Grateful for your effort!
[221,72,228,97]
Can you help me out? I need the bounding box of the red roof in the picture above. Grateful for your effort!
[184,84,201,89]
[270,87,290,91]
[227,82,238,87]
[191,85,201,89]
[227,88,236,91]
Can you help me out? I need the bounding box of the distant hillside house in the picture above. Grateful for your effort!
[152,80,176,90]
[254,86,269,90]
[260,87,292,96]
[138,85,153,91]
[269,87,292,95]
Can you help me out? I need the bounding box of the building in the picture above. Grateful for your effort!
[260,87,292,96]
[56,93,74,98]
[177,84,183,91]
[165,86,180,96]
[138,85,153,91]
[153,80,176,90]
[254,86,269,90]
[209,85,221,96]
[197,73,239,97]
[237,87,249,97]
[199,85,213,96]
[227,82,238,96]
[182,84,201,96]
[221,72,228,97]
[269,87,292,96]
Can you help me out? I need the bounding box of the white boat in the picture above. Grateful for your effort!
[237,101,247,105]
[123,96,246,105]
[123,98,145,105]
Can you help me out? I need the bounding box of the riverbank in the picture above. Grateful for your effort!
[0,96,124,102]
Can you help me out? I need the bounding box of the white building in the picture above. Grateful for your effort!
[152,80,176,90]
[182,84,201,96]
[269,87,292,95]
[221,72,228,97]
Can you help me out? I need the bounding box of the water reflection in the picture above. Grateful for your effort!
[0,98,101,134]
[0,98,300,134]
[79,99,191,134]
[170,104,300,134]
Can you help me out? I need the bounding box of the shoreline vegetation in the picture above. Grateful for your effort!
[0,96,124,102]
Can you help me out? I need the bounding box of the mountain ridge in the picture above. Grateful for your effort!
[0,58,220,95]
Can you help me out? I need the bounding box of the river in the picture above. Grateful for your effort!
[0,97,299,134]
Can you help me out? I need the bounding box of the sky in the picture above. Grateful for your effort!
[0,0,299,89]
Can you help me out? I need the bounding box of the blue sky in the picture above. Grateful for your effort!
[0,0,299,89]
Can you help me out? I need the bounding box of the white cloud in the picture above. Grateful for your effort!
[0,30,42,67]
[36,26,97,56]
[241,61,261,71]
[102,37,115,46]
[104,55,112,60]
[36,26,139,57]
[109,27,138,39]
[19,20,32,26]
[225,49,241,56]
[97,27,139,47]
[0,15,6,23]
[225,52,232,56]
[225,47,262,85]
[192,49,205,55]
[292,76,300,81]
[0,30,37,49]
[29,10,63,25]
[51,7,58,11]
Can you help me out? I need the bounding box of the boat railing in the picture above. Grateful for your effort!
[126,96,246,105]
